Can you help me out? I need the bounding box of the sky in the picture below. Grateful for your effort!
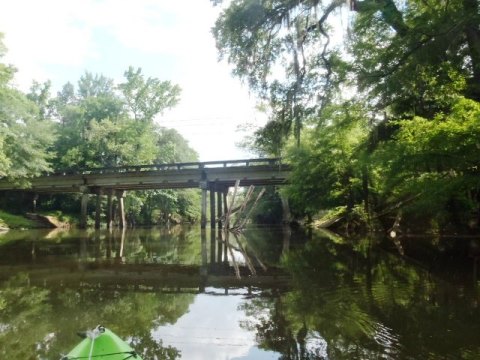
[0,0,266,161]
[152,291,280,360]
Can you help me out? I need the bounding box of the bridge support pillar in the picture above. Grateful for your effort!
[210,227,216,264]
[106,189,114,229]
[223,189,229,229]
[32,193,39,213]
[79,191,89,229]
[200,181,207,229]
[210,184,216,228]
[217,188,223,228]
[116,190,126,229]
[94,188,103,229]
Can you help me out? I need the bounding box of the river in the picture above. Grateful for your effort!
[0,225,478,359]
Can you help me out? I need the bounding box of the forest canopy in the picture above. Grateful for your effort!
[212,0,480,232]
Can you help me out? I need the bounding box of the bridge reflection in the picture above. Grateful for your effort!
[0,226,292,293]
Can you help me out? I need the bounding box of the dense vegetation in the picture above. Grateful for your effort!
[212,0,480,233]
[0,33,200,225]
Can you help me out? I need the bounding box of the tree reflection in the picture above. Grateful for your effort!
[240,231,480,359]
[0,273,189,359]
[0,273,52,359]
[241,296,324,359]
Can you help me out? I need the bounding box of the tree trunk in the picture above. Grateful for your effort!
[463,0,480,100]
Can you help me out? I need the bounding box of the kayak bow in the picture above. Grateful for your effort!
[61,325,143,360]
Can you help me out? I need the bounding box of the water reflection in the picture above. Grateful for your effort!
[0,227,479,359]
[0,226,290,359]
[253,231,480,359]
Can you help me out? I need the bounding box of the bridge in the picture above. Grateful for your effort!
[0,158,290,229]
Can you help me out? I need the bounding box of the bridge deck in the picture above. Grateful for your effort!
[0,158,290,192]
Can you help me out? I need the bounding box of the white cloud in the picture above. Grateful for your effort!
[152,293,261,360]
[0,0,265,160]
[1,1,96,85]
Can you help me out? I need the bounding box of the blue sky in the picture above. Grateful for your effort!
[0,0,266,161]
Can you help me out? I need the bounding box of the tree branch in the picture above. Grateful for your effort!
[355,0,409,37]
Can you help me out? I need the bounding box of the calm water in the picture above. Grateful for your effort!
[0,226,478,359]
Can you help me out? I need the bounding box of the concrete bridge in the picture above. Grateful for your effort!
[0,158,290,229]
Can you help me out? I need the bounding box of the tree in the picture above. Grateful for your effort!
[371,97,480,228]
[155,127,198,163]
[212,0,352,145]
[213,1,480,230]
[285,101,369,220]
[118,66,181,122]
[53,69,184,170]
[349,0,480,116]
[0,33,55,183]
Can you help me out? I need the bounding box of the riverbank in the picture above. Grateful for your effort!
[0,210,72,230]
[0,210,39,230]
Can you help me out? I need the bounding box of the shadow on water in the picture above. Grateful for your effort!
[0,226,479,359]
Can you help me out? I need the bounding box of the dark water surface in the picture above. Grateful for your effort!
[0,226,478,359]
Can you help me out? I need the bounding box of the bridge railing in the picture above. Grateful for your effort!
[50,158,285,176]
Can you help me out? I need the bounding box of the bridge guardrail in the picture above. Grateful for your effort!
[48,158,285,176]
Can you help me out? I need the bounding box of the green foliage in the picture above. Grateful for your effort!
[285,101,369,217]
[119,66,181,122]
[371,97,480,227]
[155,127,198,163]
[0,272,187,359]
[44,68,199,224]
[127,189,201,225]
[0,38,199,224]
[213,0,348,145]
[249,186,283,224]
[238,230,480,358]
[52,67,185,170]
[0,33,55,183]
[213,0,480,231]
[350,0,480,112]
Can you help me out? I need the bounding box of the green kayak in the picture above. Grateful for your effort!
[62,325,143,360]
